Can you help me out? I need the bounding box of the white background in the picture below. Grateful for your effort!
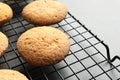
[59,0,120,58]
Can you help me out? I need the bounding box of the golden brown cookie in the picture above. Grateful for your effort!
[22,0,68,26]
[0,2,13,26]
[0,69,28,80]
[17,26,70,66]
[0,32,8,57]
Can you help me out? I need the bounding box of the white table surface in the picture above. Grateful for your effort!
[59,0,120,59]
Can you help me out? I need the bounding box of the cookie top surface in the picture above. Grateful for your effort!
[0,2,13,26]
[0,32,8,57]
[0,69,28,80]
[22,0,68,25]
[17,26,70,66]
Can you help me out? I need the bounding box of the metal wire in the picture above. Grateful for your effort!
[0,0,120,80]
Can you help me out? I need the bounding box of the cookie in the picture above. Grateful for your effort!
[0,32,8,57]
[0,69,28,80]
[22,0,68,26]
[17,26,70,66]
[0,2,13,26]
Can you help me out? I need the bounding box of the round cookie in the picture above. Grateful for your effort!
[0,69,28,80]
[0,32,8,57]
[22,0,68,26]
[17,26,70,66]
[0,2,13,26]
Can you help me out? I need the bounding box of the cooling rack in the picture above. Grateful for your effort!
[0,0,120,80]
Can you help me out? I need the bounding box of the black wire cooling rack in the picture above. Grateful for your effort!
[0,0,120,80]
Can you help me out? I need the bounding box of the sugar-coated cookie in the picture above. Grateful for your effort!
[22,0,68,25]
[17,26,70,66]
[0,69,28,80]
[0,32,8,57]
[0,2,13,26]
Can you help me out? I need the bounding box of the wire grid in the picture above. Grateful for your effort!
[0,0,120,80]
